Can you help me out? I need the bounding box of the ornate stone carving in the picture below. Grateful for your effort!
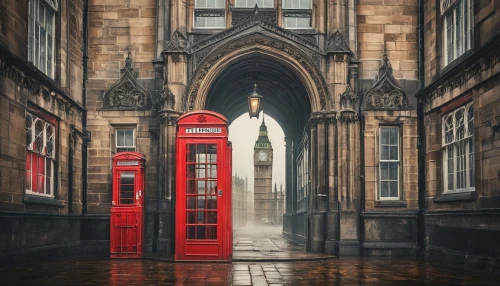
[425,40,500,104]
[0,51,80,115]
[326,30,352,54]
[190,6,321,54]
[187,34,329,111]
[158,85,176,110]
[362,52,410,110]
[231,8,276,26]
[102,52,152,109]
[340,85,357,110]
[163,30,187,54]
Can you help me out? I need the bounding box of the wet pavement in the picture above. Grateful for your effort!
[232,224,334,261]
[2,225,500,285]
[2,256,500,285]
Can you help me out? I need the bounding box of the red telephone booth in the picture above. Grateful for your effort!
[175,110,233,261]
[110,152,145,258]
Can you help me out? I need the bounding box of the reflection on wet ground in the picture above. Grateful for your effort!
[1,256,500,285]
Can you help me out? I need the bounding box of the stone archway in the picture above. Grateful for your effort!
[184,34,331,114]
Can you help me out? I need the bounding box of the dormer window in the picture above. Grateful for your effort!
[282,0,312,29]
[234,0,273,8]
[194,0,226,29]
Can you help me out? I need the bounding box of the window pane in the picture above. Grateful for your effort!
[124,129,134,146]
[469,137,474,187]
[455,4,463,57]
[235,0,246,7]
[196,0,207,8]
[117,130,125,146]
[380,163,388,180]
[389,146,398,160]
[389,163,398,180]
[389,128,398,145]
[380,182,389,198]
[380,129,389,145]
[389,181,398,198]
[467,105,474,137]
[380,146,389,161]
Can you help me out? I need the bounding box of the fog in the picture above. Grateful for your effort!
[228,111,285,192]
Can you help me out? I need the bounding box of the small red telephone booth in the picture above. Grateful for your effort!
[175,110,233,261]
[110,152,145,258]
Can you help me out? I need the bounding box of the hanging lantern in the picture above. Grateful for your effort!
[247,84,262,119]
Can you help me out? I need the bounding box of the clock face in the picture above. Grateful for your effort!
[258,151,268,161]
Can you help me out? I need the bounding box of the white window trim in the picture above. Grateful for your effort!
[378,126,400,201]
[441,102,474,193]
[25,113,56,198]
[443,0,474,66]
[116,128,136,152]
[282,0,313,29]
[234,0,274,8]
[28,0,57,79]
[194,0,226,29]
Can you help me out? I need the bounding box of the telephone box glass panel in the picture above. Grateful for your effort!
[186,143,218,240]
[119,172,135,204]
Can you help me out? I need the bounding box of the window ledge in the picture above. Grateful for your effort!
[433,191,477,203]
[23,195,64,208]
[374,201,407,207]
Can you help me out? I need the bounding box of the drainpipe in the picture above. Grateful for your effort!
[358,96,365,256]
[82,0,89,215]
[416,0,426,257]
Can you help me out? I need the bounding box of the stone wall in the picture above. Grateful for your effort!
[422,0,500,268]
[0,0,85,263]
[357,0,418,80]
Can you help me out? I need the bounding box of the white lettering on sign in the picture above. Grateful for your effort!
[117,161,139,166]
[185,127,222,134]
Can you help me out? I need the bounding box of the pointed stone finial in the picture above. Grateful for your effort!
[124,48,133,71]
[378,48,393,78]
[253,4,260,17]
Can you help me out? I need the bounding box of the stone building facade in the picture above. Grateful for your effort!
[418,0,500,268]
[232,174,249,228]
[0,0,499,268]
[0,0,86,264]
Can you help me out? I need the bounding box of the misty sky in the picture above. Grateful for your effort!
[228,111,285,193]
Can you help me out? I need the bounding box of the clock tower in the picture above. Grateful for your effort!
[253,117,273,224]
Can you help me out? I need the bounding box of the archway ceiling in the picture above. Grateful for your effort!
[205,56,311,139]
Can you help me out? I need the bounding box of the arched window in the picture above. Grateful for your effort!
[28,0,57,78]
[282,0,312,29]
[194,0,226,29]
[26,112,57,197]
[442,102,474,192]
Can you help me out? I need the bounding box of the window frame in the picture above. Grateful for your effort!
[378,126,401,201]
[25,111,58,198]
[115,128,136,153]
[282,0,313,29]
[194,0,226,29]
[442,0,474,66]
[234,0,274,8]
[441,102,474,193]
[28,0,57,79]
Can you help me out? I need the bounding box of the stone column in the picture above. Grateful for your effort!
[283,137,293,236]
[325,113,340,254]
[338,111,360,256]
[170,0,187,35]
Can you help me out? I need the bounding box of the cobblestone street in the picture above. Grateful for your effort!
[1,225,500,285]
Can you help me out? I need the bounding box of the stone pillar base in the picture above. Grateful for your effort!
[339,240,361,256]
[325,239,339,254]
[309,212,326,253]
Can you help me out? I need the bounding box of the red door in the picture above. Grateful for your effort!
[110,152,145,258]
[176,140,226,260]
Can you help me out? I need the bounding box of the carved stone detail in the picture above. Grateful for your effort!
[163,30,188,54]
[425,40,500,104]
[232,8,276,26]
[190,6,322,54]
[102,52,152,109]
[326,30,352,54]
[43,0,58,11]
[362,52,410,110]
[340,85,357,110]
[0,52,80,115]
[187,35,329,111]
[159,85,176,110]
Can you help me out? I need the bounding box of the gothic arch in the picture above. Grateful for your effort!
[184,34,330,113]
